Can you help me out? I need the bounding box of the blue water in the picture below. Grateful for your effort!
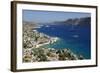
[36,23,91,59]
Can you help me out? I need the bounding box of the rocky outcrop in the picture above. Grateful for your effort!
[23,47,84,62]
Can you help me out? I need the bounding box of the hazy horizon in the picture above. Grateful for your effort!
[23,10,91,23]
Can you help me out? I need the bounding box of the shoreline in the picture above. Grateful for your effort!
[35,37,59,48]
[23,23,84,62]
[33,29,59,48]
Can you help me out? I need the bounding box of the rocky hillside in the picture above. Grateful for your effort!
[54,17,91,26]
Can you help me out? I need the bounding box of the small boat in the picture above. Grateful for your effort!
[73,35,79,38]
[45,25,49,27]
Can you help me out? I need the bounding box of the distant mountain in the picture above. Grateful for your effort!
[53,17,91,26]
[78,17,91,26]
[23,17,91,27]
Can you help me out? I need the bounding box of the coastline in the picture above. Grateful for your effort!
[23,23,84,62]
[35,37,59,48]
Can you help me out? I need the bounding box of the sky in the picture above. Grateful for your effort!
[23,10,91,23]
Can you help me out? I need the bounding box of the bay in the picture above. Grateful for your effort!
[36,23,91,59]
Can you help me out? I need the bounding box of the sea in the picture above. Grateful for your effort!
[36,23,91,59]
